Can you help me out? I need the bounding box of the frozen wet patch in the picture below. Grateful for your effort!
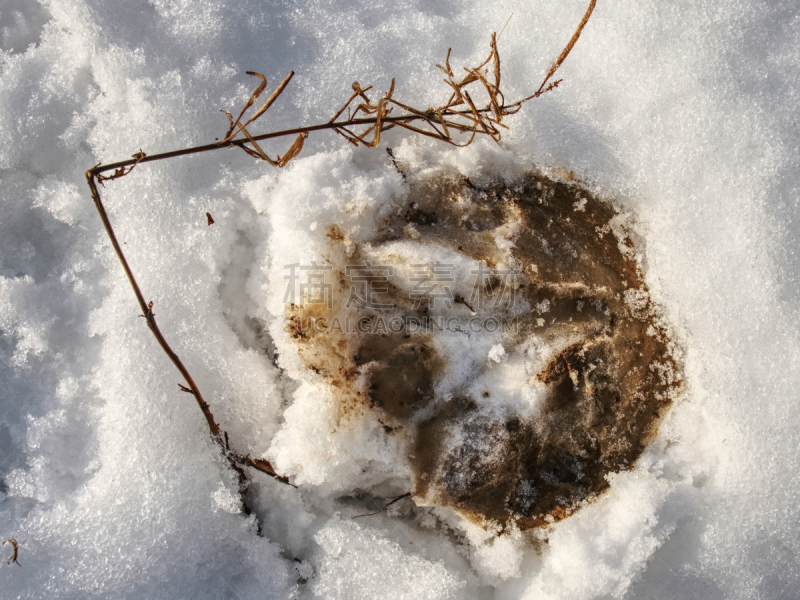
[264,154,681,533]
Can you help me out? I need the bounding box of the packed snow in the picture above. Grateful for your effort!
[1,0,800,599]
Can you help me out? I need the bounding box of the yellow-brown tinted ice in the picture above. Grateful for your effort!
[286,171,679,530]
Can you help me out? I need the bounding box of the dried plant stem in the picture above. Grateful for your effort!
[86,171,290,487]
[83,0,596,504]
[522,0,597,102]
[88,110,496,177]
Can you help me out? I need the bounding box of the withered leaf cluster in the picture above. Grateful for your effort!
[220,71,306,167]
[219,0,596,167]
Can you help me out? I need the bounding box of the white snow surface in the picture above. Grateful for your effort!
[1,0,799,598]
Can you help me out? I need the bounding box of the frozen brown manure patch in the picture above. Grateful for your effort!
[285,170,680,531]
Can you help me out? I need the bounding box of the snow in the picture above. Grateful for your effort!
[313,518,467,600]
[1,0,799,598]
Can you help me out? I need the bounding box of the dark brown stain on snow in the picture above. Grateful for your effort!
[285,171,680,530]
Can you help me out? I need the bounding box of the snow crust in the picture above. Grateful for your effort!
[1,0,799,598]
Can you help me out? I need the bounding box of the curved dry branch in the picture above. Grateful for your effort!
[83,1,597,510]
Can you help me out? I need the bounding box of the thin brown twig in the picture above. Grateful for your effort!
[88,110,493,176]
[235,122,279,165]
[85,171,288,490]
[225,71,267,141]
[498,13,513,40]
[522,0,597,103]
[241,71,295,130]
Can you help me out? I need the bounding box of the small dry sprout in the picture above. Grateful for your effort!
[352,492,412,520]
[83,1,597,508]
[3,538,20,567]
